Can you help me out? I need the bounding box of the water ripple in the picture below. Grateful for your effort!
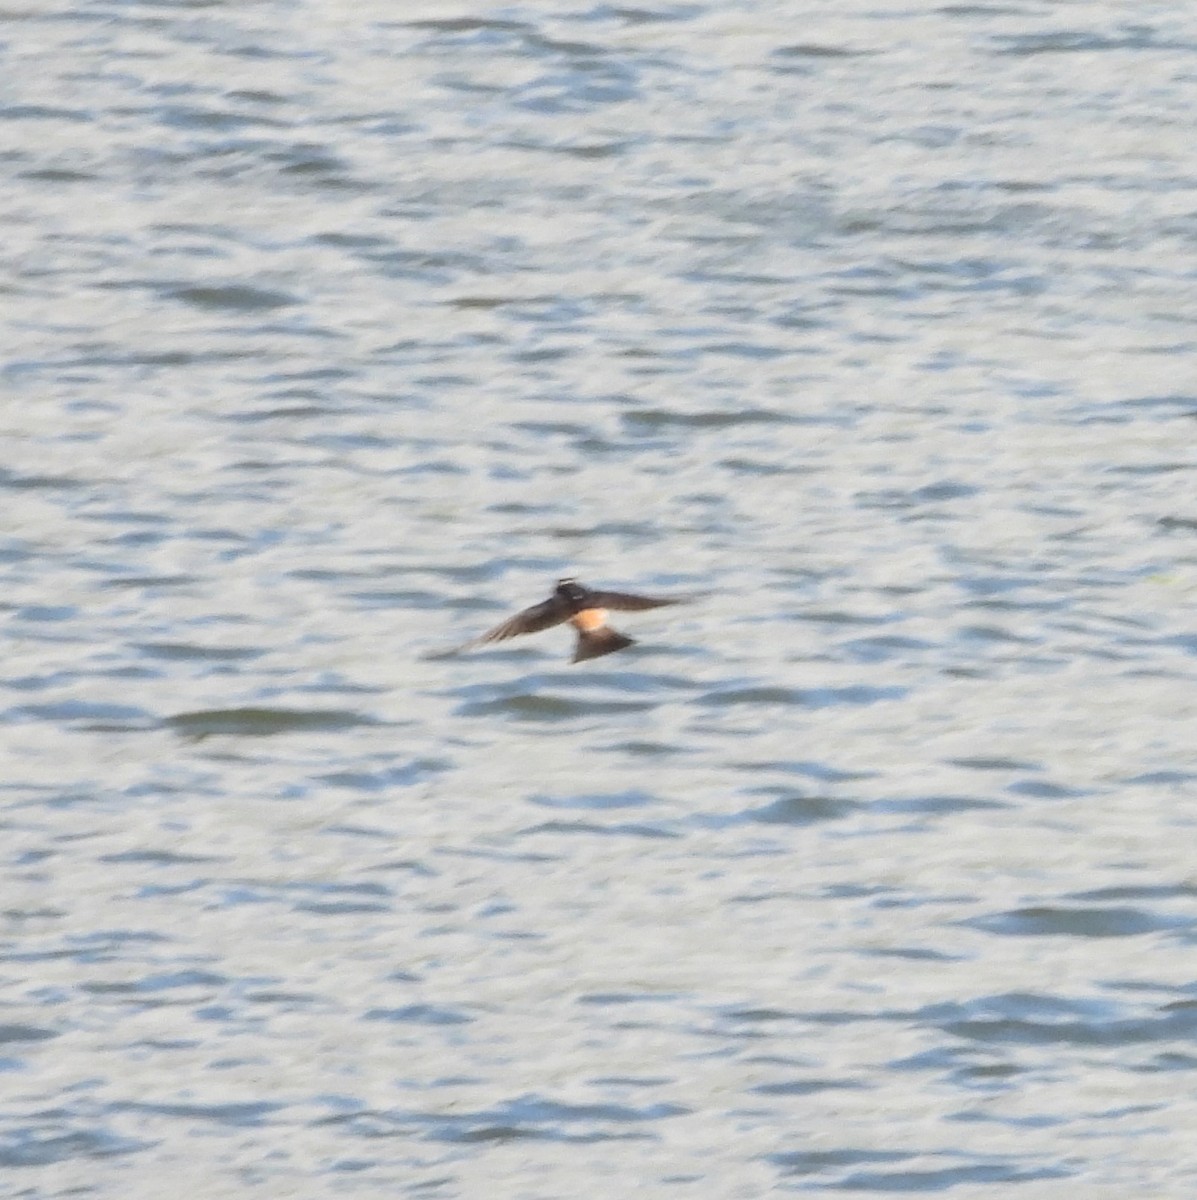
[5,0,1196,1193]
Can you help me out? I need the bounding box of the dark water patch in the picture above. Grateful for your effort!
[587,1075,675,1090]
[119,1100,282,1127]
[166,284,298,311]
[365,249,489,283]
[701,340,789,360]
[956,571,1042,598]
[720,456,811,476]
[135,642,263,662]
[622,407,786,431]
[925,991,1197,1047]
[101,849,221,866]
[227,402,337,421]
[2,103,91,122]
[350,587,446,609]
[136,880,208,900]
[58,929,172,965]
[13,605,78,623]
[727,889,818,905]
[770,1148,907,1177]
[774,43,871,58]
[0,946,79,966]
[158,104,288,133]
[990,29,1189,56]
[824,883,896,901]
[6,669,80,693]
[1109,461,1191,476]
[0,1024,57,1044]
[316,758,450,792]
[738,790,857,826]
[424,1094,688,1144]
[1118,393,1197,413]
[893,256,1046,297]
[1157,516,1197,533]
[1132,1051,1197,1073]
[956,622,1036,645]
[828,1159,1070,1189]
[1004,779,1086,799]
[695,684,905,709]
[1166,633,1197,657]
[543,669,694,696]
[363,1004,472,1026]
[321,1092,683,1145]
[3,901,62,916]
[966,905,1182,938]
[734,759,876,783]
[530,788,655,811]
[244,989,323,1008]
[271,145,358,187]
[1124,769,1197,785]
[577,992,684,1007]
[948,756,1039,772]
[296,899,391,916]
[0,1126,145,1167]
[723,1006,800,1025]
[524,138,629,159]
[751,1077,862,1097]
[1069,883,1197,903]
[798,609,891,627]
[10,700,154,731]
[450,295,539,311]
[897,1051,1026,1089]
[456,692,655,720]
[864,947,963,962]
[602,739,685,757]
[873,894,978,916]
[321,822,395,840]
[85,969,226,996]
[297,880,391,896]
[164,707,377,738]
[521,819,678,840]
[103,574,198,592]
[511,417,591,436]
[511,62,641,116]
[840,634,936,663]
[876,793,1007,815]
[401,16,531,34]
[330,1157,379,1173]
[289,881,392,917]
[544,519,660,540]
[856,481,979,510]
[296,676,385,698]
[0,467,84,490]
[939,4,1041,16]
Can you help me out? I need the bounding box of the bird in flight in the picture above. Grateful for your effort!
[426,577,688,663]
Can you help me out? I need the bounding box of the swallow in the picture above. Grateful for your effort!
[427,577,688,663]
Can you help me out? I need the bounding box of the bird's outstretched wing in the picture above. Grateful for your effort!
[586,590,687,612]
[473,597,568,644]
[421,597,567,660]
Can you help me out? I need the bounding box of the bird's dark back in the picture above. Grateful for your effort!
[554,578,589,609]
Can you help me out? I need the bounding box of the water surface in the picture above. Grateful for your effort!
[3,1,1197,1196]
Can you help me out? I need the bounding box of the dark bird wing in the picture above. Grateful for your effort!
[473,596,569,644]
[585,589,686,612]
[421,597,567,660]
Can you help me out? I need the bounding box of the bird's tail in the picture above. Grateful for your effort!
[572,626,634,662]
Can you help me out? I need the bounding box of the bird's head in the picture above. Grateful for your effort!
[555,577,585,602]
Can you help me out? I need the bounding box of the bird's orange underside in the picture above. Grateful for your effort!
[570,608,608,632]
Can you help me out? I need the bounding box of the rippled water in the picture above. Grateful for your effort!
[4,1,1197,1195]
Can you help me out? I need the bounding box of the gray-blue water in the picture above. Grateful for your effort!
[3,1,1197,1195]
